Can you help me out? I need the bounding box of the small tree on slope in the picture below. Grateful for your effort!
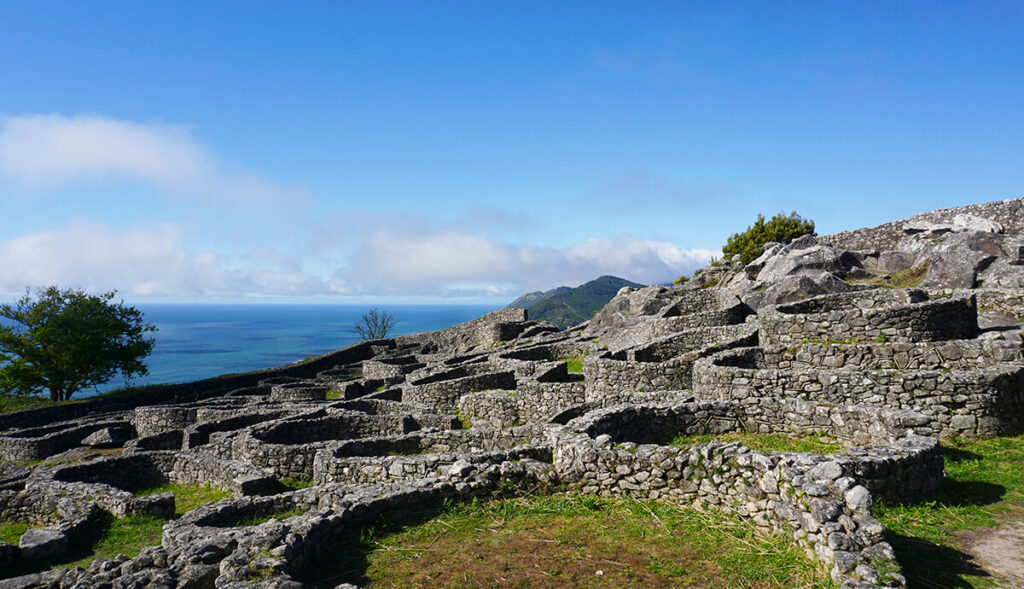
[353,307,396,341]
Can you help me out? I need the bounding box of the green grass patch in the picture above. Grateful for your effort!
[881,262,930,288]
[134,482,231,517]
[563,357,585,373]
[5,482,235,576]
[3,511,166,576]
[68,513,164,567]
[556,354,586,373]
[326,389,342,399]
[670,432,844,455]
[700,276,721,289]
[236,507,307,527]
[0,521,31,545]
[279,476,314,491]
[874,435,1024,587]
[299,494,831,588]
[0,394,57,414]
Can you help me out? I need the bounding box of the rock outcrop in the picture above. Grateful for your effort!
[692,197,1024,310]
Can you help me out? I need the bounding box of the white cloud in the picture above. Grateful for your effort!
[0,114,303,207]
[341,228,716,296]
[0,221,340,298]
[0,219,715,300]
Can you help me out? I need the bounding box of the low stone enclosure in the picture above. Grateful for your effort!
[0,288,1021,588]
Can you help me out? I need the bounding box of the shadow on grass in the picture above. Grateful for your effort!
[296,506,446,589]
[933,478,1007,509]
[887,532,991,589]
[942,447,983,463]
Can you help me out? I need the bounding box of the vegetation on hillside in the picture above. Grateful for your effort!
[507,275,645,329]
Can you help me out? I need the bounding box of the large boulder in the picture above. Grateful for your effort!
[919,231,1003,289]
[18,528,67,561]
[81,425,131,447]
[585,285,680,334]
[720,237,866,309]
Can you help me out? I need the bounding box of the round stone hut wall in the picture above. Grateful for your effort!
[759,289,978,346]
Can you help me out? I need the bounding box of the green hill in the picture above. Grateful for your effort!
[506,275,646,329]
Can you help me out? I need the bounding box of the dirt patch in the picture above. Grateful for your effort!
[958,517,1024,587]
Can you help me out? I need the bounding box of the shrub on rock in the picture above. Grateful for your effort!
[723,211,816,264]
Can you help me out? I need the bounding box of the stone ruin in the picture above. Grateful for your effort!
[1,207,1024,588]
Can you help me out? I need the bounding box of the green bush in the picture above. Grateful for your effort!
[722,212,815,264]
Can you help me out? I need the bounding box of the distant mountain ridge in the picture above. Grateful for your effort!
[506,275,646,329]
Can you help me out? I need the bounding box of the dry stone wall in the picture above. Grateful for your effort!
[759,290,978,345]
[694,347,1024,437]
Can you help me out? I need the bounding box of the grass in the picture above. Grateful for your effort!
[237,507,307,527]
[134,482,232,516]
[0,521,31,545]
[279,476,314,491]
[557,355,585,374]
[847,262,931,290]
[65,513,165,568]
[881,262,931,288]
[4,482,234,577]
[299,494,831,588]
[670,432,844,455]
[0,393,57,414]
[326,389,342,399]
[874,435,1024,588]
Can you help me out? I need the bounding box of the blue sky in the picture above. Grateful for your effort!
[1,1,1021,303]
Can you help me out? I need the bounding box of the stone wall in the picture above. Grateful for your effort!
[759,290,978,345]
[362,356,426,381]
[584,324,758,400]
[182,411,290,450]
[764,340,1022,372]
[0,341,379,432]
[693,348,1024,437]
[553,403,942,587]
[0,420,128,463]
[134,406,198,437]
[0,490,97,565]
[313,446,551,485]
[404,370,517,413]
[928,287,1024,319]
[394,308,529,350]
[270,383,330,402]
[457,377,586,428]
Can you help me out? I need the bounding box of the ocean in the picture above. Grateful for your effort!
[84,303,499,398]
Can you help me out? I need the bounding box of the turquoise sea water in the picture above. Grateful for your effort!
[85,304,498,398]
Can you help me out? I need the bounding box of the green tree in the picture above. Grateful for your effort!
[0,287,156,401]
[722,211,816,264]
[353,307,396,341]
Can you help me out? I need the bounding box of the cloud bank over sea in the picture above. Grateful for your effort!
[0,114,713,300]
